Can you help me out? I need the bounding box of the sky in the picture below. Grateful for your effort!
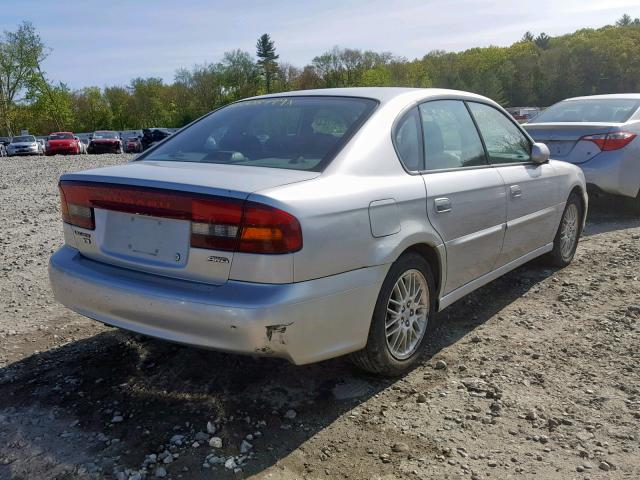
[3,0,640,89]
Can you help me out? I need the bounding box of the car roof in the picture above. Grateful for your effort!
[562,93,640,102]
[248,87,493,105]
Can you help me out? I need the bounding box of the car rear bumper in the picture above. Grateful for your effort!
[49,246,386,364]
[580,150,640,198]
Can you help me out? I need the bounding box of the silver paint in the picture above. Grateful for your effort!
[50,87,588,364]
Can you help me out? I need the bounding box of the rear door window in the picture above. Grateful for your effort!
[419,100,487,170]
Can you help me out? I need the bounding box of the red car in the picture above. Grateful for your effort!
[124,136,143,153]
[46,132,82,155]
[88,131,123,154]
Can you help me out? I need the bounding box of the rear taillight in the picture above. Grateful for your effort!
[238,202,302,253]
[580,131,637,151]
[58,181,302,254]
[59,184,95,229]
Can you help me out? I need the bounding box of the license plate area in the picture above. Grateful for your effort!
[101,211,190,267]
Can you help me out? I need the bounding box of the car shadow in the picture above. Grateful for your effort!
[0,258,558,479]
[583,194,640,237]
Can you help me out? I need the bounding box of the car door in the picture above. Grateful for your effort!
[467,101,563,267]
[417,100,507,295]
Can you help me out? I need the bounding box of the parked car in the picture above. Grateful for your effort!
[75,136,87,154]
[507,107,541,123]
[49,88,587,375]
[46,132,81,155]
[0,137,11,156]
[141,128,172,150]
[124,136,143,153]
[525,94,640,201]
[7,135,40,156]
[87,131,123,154]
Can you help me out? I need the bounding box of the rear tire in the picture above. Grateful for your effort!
[546,193,583,267]
[350,252,435,376]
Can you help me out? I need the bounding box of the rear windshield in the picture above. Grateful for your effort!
[141,96,378,171]
[531,99,640,123]
[93,131,118,139]
[12,136,35,143]
[49,133,74,140]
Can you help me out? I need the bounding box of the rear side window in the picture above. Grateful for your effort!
[419,100,486,171]
[531,98,640,123]
[468,102,531,165]
[143,96,377,172]
[393,107,423,171]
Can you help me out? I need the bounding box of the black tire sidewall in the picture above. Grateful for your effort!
[365,253,436,375]
[552,194,583,266]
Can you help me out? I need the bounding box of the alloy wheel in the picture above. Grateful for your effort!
[560,203,579,260]
[385,269,429,360]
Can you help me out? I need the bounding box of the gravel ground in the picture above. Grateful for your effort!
[0,154,639,480]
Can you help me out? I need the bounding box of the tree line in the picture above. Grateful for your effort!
[1,14,640,136]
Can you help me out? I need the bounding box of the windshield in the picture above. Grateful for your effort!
[93,131,118,139]
[531,99,640,123]
[142,96,377,171]
[12,136,36,143]
[49,133,74,140]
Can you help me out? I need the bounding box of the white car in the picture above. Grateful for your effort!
[7,135,40,156]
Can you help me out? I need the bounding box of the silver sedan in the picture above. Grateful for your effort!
[49,88,587,375]
[525,93,640,201]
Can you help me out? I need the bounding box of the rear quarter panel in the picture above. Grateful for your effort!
[548,159,588,227]
[251,173,443,283]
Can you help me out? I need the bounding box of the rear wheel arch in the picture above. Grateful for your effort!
[568,185,587,232]
[397,243,443,305]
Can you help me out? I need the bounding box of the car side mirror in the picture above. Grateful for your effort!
[531,142,550,164]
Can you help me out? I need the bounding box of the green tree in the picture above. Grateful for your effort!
[221,50,260,101]
[616,14,633,26]
[73,87,112,132]
[104,86,133,130]
[29,80,74,133]
[521,31,535,42]
[534,33,551,50]
[256,33,279,93]
[0,21,47,135]
[129,78,175,127]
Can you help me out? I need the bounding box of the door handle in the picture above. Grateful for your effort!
[510,185,522,198]
[434,197,452,213]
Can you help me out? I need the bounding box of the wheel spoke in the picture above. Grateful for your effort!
[386,316,400,329]
[384,269,431,360]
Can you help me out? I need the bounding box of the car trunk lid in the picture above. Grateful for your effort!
[524,122,622,164]
[60,161,319,285]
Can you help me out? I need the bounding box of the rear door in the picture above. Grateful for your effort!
[467,102,563,267]
[417,100,507,295]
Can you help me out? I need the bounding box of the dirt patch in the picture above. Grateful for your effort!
[0,155,639,479]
